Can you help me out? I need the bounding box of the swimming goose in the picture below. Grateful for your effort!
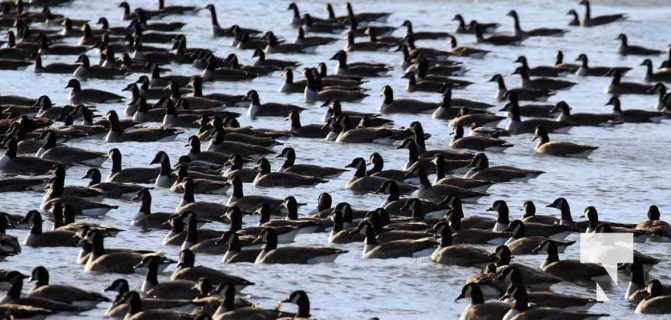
[450,124,513,152]
[227,175,284,215]
[277,147,345,178]
[635,279,671,314]
[513,67,576,91]
[504,220,575,254]
[583,207,647,238]
[343,31,393,52]
[415,167,487,203]
[521,200,559,225]
[635,205,671,241]
[514,55,568,78]
[203,4,261,37]
[171,249,254,289]
[219,230,262,264]
[616,33,661,56]
[444,213,510,246]
[500,276,598,311]
[433,160,493,192]
[245,89,304,118]
[0,271,88,313]
[472,21,524,46]
[490,245,562,291]
[27,266,109,308]
[254,228,347,264]
[444,34,490,59]
[400,20,449,40]
[258,197,329,234]
[606,96,665,123]
[488,74,556,102]
[41,175,118,217]
[105,111,182,143]
[533,126,598,158]
[453,14,500,34]
[131,188,172,230]
[507,10,568,37]
[34,52,78,74]
[73,54,127,80]
[264,31,318,54]
[431,222,495,268]
[333,116,412,144]
[225,205,298,245]
[567,8,581,25]
[330,50,393,77]
[377,85,435,114]
[605,69,655,95]
[106,148,161,184]
[171,165,229,195]
[502,97,575,134]
[0,137,62,175]
[550,101,619,126]
[303,68,369,103]
[82,168,144,200]
[117,291,195,320]
[366,152,415,183]
[328,208,365,244]
[579,0,626,27]
[640,59,671,83]
[532,240,609,283]
[455,283,510,320]
[574,53,631,77]
[0,213,20,256]
[345,157,417,195]
[186,76,246,108]
[65,79,123,104]
[358,220,436,259]
[201,55,258,82]
[82,230,168,274]
[173,180,227,222]
[503,284,608,320]
[253,158,326,187]
[322,99,393,127]
[36,130,106,166]
[465,153,544,183]
[377,181,444,218]
[222,154,256,183]
[18,210,79,247]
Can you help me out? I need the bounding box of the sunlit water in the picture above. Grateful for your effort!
[1,0,671,319]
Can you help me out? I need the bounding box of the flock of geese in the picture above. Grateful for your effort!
[0,0,666,319]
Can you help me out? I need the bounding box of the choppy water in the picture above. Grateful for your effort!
[1,0,671,319]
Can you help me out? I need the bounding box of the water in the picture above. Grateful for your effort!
[1,0,671,319]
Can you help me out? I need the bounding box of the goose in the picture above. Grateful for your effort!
[636,205,671,241]
[533,126,598,158]
[103,278,199,318]
[203,4,261,37]
[162,212,222,247]
[343,31,393,52]
[415,167,487,203]
[628,258,671,303]
[51,203,123,237]
[502,284,608,319]
[488,74,556,102]
[606,96,665,123]
[333,116,412,144]
[550,101,619,126]
[27,266,109,308]
[397,137,474,172]
[366,152,415,183]
[227,205,299,244]
[376,181,444,218]
[0,213,20,256]
[455,283,510,320]
[579,0,626,27]
[521,200,560,225]
[450,124,513,152]
[264,31,318,54]
[277,147,345,178]
[174,180,228,222]
[72,54,127,80]
[253,158,326,187]
[303,68,369,103]
[0,137,62,175]
[583,207,648,240]
[129,188,171,230]
[65,78,123,104]
[568,8,581,25]
[605,69,655,95]
[0,271,88,313]
[616,33,662,56]
[502,97,575,134]
[286,109,328,139]
[472,21,525,46]
[210,284,288,319]
[357,220,436,259]
[254,228,347,264]
[465,153,544,183]
[345,157,417,195]
[134,255,195,300]
[201,55,258,82]
[445,34,490,58]
[187,76,247,107]
[118,291,195,320]
[322,99,393,127]
[106,148,161,184]
[259,197,328,235]
[81,230,169,274]
[453,14,500,34]
[171,249,254,289]
[330,50,393,78]
[222,154,257,183]
[18,210,79,247]
[34,52,78,74]
[245,89,304,118]
[206,130,275,160]
[83,168,145,200]
[35,130,106,166]
[499,275,599,311]
[432,159,493,192]
[635,279,671,314]
[514,55,568,78]
[444,214,510,246]
[490,245,562,291]
[641,59,671,83]
[513,67,576,91]
[184,135,232,166]
[343,2,391,23]
[505,220,575,254]
[278,67,307,94]
[574,53,631,77]
[328,208,365,244]
[41,176,118,217]
[507,10,568,37]
[450,108,505,129]
[252,49,301,71]
[166,81,226,110]
[404,71,449,93]
[377,85,435,114]
[226,175,284,215]
[532,240,610,283]
[105,110,182,143]
[400,20,449,40]
[431,222,496,268]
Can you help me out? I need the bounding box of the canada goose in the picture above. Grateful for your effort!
[400,19,449,41]
[0,138,62,176]
[617,33,662,56]
[41,175,119,217]
[0,212,20,256]
[502,284,607,319]
[203,4,261,37]
[206,131,275,161]
[455,283,510,320]
[366,152,415,184]
[513,67,576,91]
[18,210,79,247]
[226,175,284,215]
[415,167,487,203]
[227,205,299,244]
[210,284,285,319]
[514,56,568,78]
[533,126,598,158]
[343,31,393,52]
[65,78,123,104]
[574,53,631,77]
[286,110,328,139]
[635,279,671,314]
[628,259,671,303]
[254,158,326,187]
[345,157,417,195]
[184,135,231,167]
[328,208,365,244]
[330,50,393,77]
[606,96,665,123]
[431,222,496,268]
[605,69,655,95]
[442,196,495,231]
[0,271,88,313]
[444,214,509,246]
[505,220,575,254]
[451,124,513,152]
[357,220,436,259]
[82,230,173,274]
[171,249,254,290]
[502,97,575,134]
[488,74,556,102]
[171,165,229,195]
[162,212,221,247]
[201,55,258,82]
[322,99,393,127]
[403,71,453,93]
[550,101,619,126]
[546,197,588,231]
[105,110,182,143]
[103,278,199,318]
[254,228,347,264]
[245,90,304,118]
[134,255,197,300]
[27,266,109,308]
[333,116,412,144]
[119,291,195,320]
[36,130,106,166]
[278,147,345,178]
[636,205,671,240]
[173,180,228,223]
[378,85,435,114]
[491,245,563,291]
[82,168,145,200]
[34,52,78,74]
[51,203,123,237]
[521,200,559,225]
[579,0,626,27]
[376,181,443,218]
[583,208,650,243]
[507,10,568,37]
[472,21,524,46]
[222,154,257,183]
[220,231,262,264]
[640,59,671,83]
[501,282,598,311]
[303,68,369,103]
[106,148,161,184]
[129,188,171,230]
[73,54,127,80]
[532,240,610,283]
[257,197,329,234]
[465,153,544,183]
